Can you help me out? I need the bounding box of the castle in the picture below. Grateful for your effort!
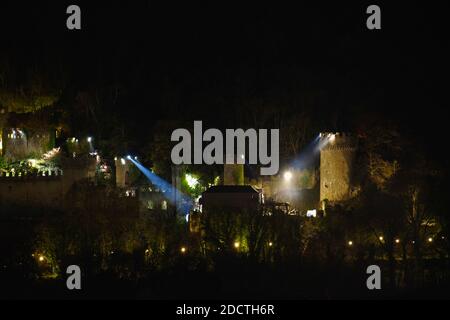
[0,112,96,210]
[1,118,359,216]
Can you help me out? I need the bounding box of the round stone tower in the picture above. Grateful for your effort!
[115,157,133,188]
[319,133,357,205]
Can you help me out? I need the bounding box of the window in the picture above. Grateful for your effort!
[147,200,154,210]
[161,200,168,210]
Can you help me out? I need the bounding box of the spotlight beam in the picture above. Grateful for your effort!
[289,134,335,169]
[127,158,193,215]
[290,135,322,169]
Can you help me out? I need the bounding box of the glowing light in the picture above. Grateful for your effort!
[134,156,138,160]
[28,159,38,168]
[234,241,240,249]
[38,255,45,262]
[185,174,199,188]
[348,241,353,246]
[121,158,126,165]
[87,137,92,143]
[10,129,25,139]
[379,236,384,241]
[114,157,118,161]
[306,209,317,218]
[329,134,336,142]
[43,147,60,160]
[283,171,293,182]
[290,135,325,169]
[127,155,132,160]
[180,247,187,253]
[395,239,400,244]
[268,242,273,247]
[428,237,433,243]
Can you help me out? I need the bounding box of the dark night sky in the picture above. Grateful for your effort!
[0,1,448,161]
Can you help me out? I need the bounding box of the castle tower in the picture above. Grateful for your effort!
[115,157,133,188]
[319,133,357,205]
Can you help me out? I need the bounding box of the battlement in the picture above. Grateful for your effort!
[320,132,357,151]
[0,156,97,209]
[0,169,64,180]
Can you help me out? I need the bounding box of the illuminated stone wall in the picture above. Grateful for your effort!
[1,128,53,161]
[0,157,96,210]
[320,134,357,204]
[115,158,133,188]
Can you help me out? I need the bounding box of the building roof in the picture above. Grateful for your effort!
[203,185,260,194]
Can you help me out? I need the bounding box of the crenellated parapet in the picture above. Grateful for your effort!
[320,132,358,151]
[0,169,63,179]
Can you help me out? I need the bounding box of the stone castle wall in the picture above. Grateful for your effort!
[320,134,357,203]
[1,128,53,161]
[0,157,96,210]
[115,158,133,188]
[0,176,65,209]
